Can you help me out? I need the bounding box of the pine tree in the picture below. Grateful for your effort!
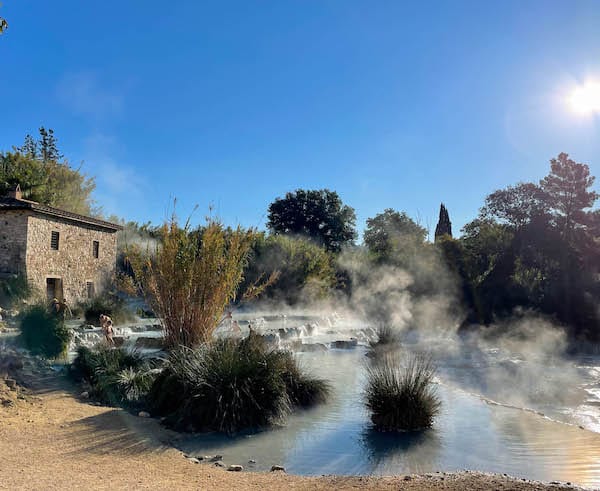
[434,203,452,240]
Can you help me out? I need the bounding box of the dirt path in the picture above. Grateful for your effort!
[0,372,586,490]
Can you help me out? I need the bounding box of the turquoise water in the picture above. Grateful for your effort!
[178,347,600,488]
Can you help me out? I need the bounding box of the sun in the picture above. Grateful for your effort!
[568,81,600,115]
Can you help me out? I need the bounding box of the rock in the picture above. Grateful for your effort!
[295,343,328,353]
[271,465,286,472]
[138,411,151,418]
[4,378,17,390]
[209,455,223,462]
[248,459,256,464]
[187,458,200,464]
[1,398,14,407]
[227,465,243,472]
[403,476,412,481]
[80,391,90,399]
[213,461,225,468]
[331,338,358,349]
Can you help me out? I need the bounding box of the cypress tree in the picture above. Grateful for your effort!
[435,203,452,240]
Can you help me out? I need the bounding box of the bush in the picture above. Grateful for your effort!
[148,335,330,434]
[71,345,159,406]
[364,353,440,431]
[20,304,71,358]
[369,324,400,349]
[80,293,134,325]
[127,215,276,349]
[0,275,32,308]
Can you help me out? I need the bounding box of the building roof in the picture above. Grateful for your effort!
[0,196,123,232]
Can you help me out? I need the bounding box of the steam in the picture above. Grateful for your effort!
[244,237,594,428]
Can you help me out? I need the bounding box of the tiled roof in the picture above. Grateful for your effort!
[0,196,122,232]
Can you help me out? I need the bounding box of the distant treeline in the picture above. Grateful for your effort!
[2,130,599,340]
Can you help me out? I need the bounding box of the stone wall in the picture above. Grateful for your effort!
[25,213,118,304]
[0,210,28,276]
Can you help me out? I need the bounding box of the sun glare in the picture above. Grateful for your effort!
[568,80,600,115]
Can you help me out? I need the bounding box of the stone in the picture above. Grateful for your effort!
[209,455,223,462]
[80,391,90,399]
[138,411,151,418]
[248,459,256,464]
[227,465,243,472]
[187,458,200,464]
[270,465,286,472]
[331,338,358,349]
[295,343,328,353]
[0,205,118,306]
[213,461,225,468]
[4,378,17,390]
[403,476,412,481]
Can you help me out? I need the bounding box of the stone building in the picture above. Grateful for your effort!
[0,186,122,304]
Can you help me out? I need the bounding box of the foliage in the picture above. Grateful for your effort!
[148,335,330,434]
[0,129,96,215]
[127,212,276,349]
[364,353,440,431]
[455,153,600,336]
[369,325,400,349]
[71,345,159,406]
[0,275,32,308]
[434,203,452,240]
[80,292,135,325]
[267,189,357,252]
[19,303,71,359]
[241,234,336,305]
[364,208,427,264]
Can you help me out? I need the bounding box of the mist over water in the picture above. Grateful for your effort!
[181,248,600,486]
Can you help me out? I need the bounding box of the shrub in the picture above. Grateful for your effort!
[127,213,277,349]
[0,275,32,308]
[20,304,71,358]
[148,335,330,434]
[364,353,440,431]
[369,324,400,349]
[71,345,159,406]
[80,292,135,325]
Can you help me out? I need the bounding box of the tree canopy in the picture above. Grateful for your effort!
[267,189,357,252]
[0,128,96,215]
[434,203,452,240]
[364,208,427,263]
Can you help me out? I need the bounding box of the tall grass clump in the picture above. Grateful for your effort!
[20,303,71,359]
[71,345,160,406]
[127,211,277,349]
[148,335,330,434]
[369,324,400,349]
[364,353,440,431]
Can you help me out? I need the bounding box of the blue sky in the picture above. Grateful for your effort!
[1,1,599,239]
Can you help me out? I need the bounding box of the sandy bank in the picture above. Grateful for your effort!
[0,371,587,491]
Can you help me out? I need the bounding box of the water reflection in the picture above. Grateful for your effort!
[177,346,600,487]
[360,427,441,474]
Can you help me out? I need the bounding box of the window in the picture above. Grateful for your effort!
[93,240,99,258]
[50,231,60,250]
[86,282,95,299]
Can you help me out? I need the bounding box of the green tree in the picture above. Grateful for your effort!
[242,234,336,305]
[540,152,598,241]
[267,189,357,252]
[364,208,427,263]
[1,129,96,215]
[481,182,547,228]
[434,203,452,240]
